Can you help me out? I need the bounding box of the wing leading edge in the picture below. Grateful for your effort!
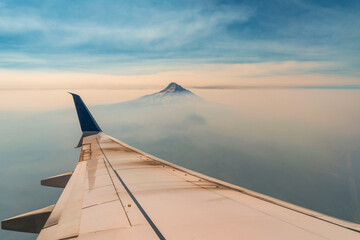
[2,94,360,240]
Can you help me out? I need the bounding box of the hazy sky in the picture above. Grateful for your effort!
[0,0,359,89]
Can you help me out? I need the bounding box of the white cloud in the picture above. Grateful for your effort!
[0,4,253,49]
[0,15,45,33]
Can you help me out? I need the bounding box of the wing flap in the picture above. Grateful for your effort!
[1,205,54,234]
[41,172,73,188]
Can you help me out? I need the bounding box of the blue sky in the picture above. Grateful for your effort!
[0,0,359,86]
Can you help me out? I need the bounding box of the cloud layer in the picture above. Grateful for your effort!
[0,0,359,83]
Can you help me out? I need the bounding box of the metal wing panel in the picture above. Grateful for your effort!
[94,133,360,240]
[37,134,159,240]
[36,131,360,240]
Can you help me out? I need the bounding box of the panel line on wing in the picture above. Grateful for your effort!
[101,157,132,226]
[96,138,166,240]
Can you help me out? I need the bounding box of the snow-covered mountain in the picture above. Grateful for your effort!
[96,83,205,111]
[134,82,202,105]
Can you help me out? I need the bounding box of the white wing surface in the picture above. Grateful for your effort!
[2,93,360,240]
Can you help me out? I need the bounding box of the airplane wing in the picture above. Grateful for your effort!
[2,93,360,240]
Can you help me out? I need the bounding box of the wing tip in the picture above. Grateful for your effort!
[68,92,77,96]
[69,93,102,133]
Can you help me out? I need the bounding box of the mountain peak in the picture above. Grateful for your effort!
[131,82,201,105]
[160,82,187,93]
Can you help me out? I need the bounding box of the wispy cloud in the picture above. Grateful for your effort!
[0,0,358,81]
[0,3,253,48]
[0,16,44,33]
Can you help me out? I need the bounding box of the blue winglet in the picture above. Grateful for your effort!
[69,93,102,134]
